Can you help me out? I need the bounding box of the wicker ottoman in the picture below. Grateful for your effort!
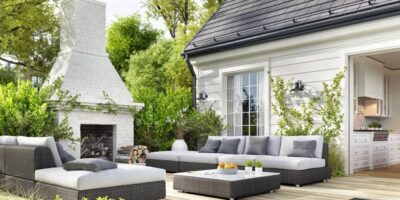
[173,170,280,200]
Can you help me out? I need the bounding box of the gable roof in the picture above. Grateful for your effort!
[184,0,400,56]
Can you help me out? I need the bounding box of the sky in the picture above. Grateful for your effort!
[105,0,169,37]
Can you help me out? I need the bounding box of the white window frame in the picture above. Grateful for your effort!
[219,61,270,136]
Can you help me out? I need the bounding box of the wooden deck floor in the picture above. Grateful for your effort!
[165,174,400,200]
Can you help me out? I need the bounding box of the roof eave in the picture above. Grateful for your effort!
[183,4,400,57]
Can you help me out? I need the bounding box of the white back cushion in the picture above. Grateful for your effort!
[17,136,63,167]
[208,136,247,154]
[0,136,18,145]
[279,136,324,158]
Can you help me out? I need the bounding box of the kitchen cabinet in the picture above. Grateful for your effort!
[388,134,400,165]
[354,57,389,117]
[352,132,393,172]
[355,57,385,100]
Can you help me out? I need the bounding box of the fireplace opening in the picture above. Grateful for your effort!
[81,125,114,161]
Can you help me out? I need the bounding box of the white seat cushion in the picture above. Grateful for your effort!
[147,151,199,161]
[17,136,62,167]
[279,136,324,158]
[218,155,258,166]
[147,151,181,161]
[179,152,225,164]
[257,156,325,170]
[35,164,166,190]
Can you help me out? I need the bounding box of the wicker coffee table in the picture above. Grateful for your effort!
[173,170,281,200]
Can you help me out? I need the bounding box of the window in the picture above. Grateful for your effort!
[227,71,264,136]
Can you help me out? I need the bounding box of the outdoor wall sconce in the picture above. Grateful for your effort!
[197,91,208,100]
[291,80,305,92]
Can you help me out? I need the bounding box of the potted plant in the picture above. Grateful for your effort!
[245,160,253,173]
[255,160,263,174]
[170,108,190,151]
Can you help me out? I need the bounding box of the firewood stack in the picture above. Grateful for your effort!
[129,145,148,164]
[115,145,149,164]
[80,135,111,160]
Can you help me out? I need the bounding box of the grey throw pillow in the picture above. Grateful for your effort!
[63,158,117,172]
[267,135,282,156]
[199,139,221,153]
[56,142,76,163]
[288,140,317,158]
[245,137,269,155]
[217,138,240,154]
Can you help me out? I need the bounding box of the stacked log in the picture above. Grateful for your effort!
[115,145,149,164]
[129,145,149,164]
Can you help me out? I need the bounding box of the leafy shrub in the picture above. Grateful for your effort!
[0,80,77,140]
[270,70,346,176]
[185,104,226,150]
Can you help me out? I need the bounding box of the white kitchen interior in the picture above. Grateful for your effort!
[352,51,400,175]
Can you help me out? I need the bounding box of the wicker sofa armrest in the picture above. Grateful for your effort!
[322,143,329,167]
[4,145,56,180]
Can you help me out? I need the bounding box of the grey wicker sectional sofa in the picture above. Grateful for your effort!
[0,140,166,200]
[147,135,331,186]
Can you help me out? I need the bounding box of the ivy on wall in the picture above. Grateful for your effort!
[270,69,346,176]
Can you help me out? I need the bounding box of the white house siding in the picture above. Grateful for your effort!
[191,15,400,174]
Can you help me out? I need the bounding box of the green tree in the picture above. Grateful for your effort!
[0,0,59,78]
[106,15,161,76]
[0,67,17,85]
[0,80,78,140]
[145,0,197,38]
[200,0,224,24]
[134,87,192,151]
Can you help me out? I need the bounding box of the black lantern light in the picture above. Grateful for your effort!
[291,80,305,92]
[197,91,208,100]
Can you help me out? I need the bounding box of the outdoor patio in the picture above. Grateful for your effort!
[165,174,400,200]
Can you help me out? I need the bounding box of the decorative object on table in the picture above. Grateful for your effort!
[255,160,263,174]
[245,160,253,173]
[216,162,238,174]
[129,145,149,164]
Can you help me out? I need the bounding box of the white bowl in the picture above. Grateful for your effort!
[216,168,238,175]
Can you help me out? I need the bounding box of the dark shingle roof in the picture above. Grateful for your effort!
[184,0,400,56]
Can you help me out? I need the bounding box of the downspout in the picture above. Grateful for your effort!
[184,53,197,108]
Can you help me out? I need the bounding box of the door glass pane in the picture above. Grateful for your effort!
[250,72,258,86]
[250,113,257,125]
[227,70,264,136]
[242,74,249,86]
[250,86,258,99]
[250,126,257,136]
[242,113,249,125]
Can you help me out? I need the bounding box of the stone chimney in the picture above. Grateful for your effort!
[47,0,143,160]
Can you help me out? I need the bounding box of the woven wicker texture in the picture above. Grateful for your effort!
[179,162,217,172]
[4,146,55,180]
[173,173,280,199]
[3,175,36,198]
[37,181,166,200]
[0,146,5,174]
[147,159,180,172]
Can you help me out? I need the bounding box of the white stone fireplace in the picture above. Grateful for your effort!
[47,0,143,160]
